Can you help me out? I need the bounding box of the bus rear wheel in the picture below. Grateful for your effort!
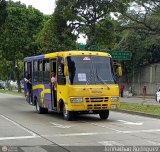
[36,100,48,114]
[99,110,109,120]
[63,104,74,121]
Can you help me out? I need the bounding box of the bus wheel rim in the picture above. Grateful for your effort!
[36,101,39,111]
[63,105,67,117]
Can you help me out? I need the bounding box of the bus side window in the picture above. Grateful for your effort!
[57,57,66,85]
[27,62,32,79]
[43,60,50,83]
[33,61,38,83]
[24,62,27,74]
[38,60,43,82]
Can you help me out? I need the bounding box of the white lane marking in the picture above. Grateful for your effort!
[0,136,38,141]
[60,143,96,146]
[117,120,143,125]
[0,114,39,140]
[120,129,160,134]
[45,132,105,137]
[90,122,121,132]
[21,146,48,152]
[43,129,160,137]
[50,122,71,128]
[99,141,123,146]
[145,140,160,146]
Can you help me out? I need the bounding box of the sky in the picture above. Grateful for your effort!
[12,0,87,44]
[12,0,56,15]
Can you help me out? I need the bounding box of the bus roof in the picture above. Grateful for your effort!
[24,50,111,61]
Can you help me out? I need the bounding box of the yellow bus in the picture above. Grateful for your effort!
[24,50,122,120]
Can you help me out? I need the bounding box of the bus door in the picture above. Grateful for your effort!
[50,59,57,109]
[24,61,33,104]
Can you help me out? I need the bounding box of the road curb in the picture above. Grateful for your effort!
[115,109,160,119]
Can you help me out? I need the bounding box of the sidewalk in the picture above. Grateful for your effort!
[118,95,160,119]
[120,95,160,106]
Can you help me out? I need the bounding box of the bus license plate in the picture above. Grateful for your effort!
[111,105,117,109]
[89,110,93,113]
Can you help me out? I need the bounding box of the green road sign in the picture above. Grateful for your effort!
[79,44,100,51]
[79,44,86,50]
[107,51,132,60]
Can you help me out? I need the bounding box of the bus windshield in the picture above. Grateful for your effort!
[67,56,116,85]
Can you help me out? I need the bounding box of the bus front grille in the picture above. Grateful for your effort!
[87,104,108,110]
[85,97,108,103]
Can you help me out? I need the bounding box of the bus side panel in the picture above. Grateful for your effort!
[43,84,51,109]
[33,84,51,109]
[33,88,43,107]
[57,85,69,109]
[44,93,52,109]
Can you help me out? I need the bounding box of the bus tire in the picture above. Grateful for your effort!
[99,110,109,120]
[63,104,74,121]
[36,100,48,114]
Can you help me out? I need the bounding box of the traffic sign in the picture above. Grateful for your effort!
[107,51,132,60]
[79,44,100,51]
[79,44,86,50]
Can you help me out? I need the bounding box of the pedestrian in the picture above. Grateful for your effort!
[24,72,32,104]
[120,84,125,97]
[51,71,57,102]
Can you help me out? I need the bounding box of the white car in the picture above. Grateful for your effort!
[156,89,160,103]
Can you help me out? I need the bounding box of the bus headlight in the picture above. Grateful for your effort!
[70,98,83,103]
[111,97,119,102]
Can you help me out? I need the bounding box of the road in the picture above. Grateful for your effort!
[0,93,160,152]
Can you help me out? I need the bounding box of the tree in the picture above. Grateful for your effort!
[91,18,115,49]
[70,0,129,45]
[119,0,160,35]
[36,17,58,53]
[37,0,77,52]
[113,0,160,81]
[50,0,130,49]
[0,1,44,59]
[0,0,7,26]
[0,54,13,80]
[0,1,44,91]
[115,0,160,62]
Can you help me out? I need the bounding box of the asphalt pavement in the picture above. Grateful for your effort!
[1,93,160,152]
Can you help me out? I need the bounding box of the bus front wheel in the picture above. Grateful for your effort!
[99,110,109,120]
[63,104,74,121]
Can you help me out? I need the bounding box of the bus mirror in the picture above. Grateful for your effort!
[64,65,68,76]
[118,66,122,77]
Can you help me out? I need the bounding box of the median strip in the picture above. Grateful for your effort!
[117,102,160,119]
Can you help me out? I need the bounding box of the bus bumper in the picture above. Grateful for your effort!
[67,102,120,112]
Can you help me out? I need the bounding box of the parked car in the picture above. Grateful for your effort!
[156,88,160,103]
[0,82,5,89]
[6,80,18,90]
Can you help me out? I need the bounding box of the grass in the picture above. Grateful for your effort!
[0,89,24,96]
[119,102,160,116]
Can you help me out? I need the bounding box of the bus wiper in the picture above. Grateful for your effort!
[95,69,110,90]
[86,69,93,85]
